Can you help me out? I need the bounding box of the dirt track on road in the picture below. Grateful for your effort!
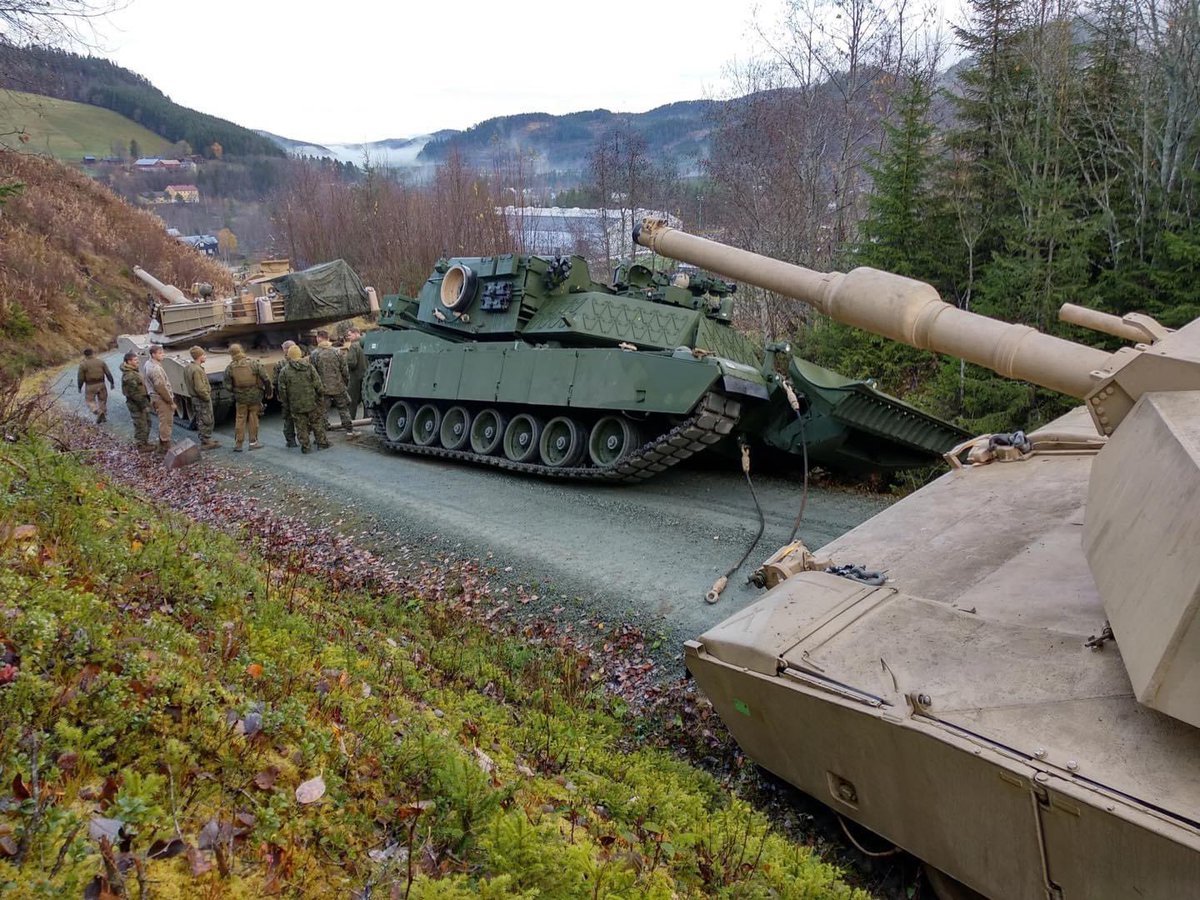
[61,352,892,660]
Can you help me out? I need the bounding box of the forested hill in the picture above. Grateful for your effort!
[0,44,283,158]
[417,100,719,172]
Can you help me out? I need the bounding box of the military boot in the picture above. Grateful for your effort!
[156,440,171,455]
[201,439,221,450]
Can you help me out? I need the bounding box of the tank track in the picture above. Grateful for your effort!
[370,392,741,483]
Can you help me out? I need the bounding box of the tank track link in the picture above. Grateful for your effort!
[370,392,741,483]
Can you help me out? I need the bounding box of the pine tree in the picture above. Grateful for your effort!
[806,67,957,397]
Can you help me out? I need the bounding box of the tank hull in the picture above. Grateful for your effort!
[685,407,1200,898]
[687,643,1200,899]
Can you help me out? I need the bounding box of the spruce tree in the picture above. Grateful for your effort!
[806,67,957,398]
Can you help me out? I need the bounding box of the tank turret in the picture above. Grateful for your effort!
[635,217,1200,729]
[636,219,1200,898]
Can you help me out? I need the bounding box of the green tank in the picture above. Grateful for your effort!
[361,253,966,480]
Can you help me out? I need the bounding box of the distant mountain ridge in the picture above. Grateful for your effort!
[3,42,724,175]
[261,100,721,174]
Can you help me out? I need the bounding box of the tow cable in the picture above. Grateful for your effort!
[780,379,811,545]
[706,440,766,603]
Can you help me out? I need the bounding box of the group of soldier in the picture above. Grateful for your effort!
[79,327,368,456]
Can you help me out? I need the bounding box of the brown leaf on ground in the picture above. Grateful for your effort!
[396,799,434,820]
[295,775,325,805]
[253,767,279,790]
[187,845,213,876]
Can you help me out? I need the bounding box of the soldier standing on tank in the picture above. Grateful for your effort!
[344,328,367,419]
[273,340,299,448]
[310,330,356,439]
[77,348,115,423]
[120,350,153,451]
[186,346,221,450]
[141,345,175,453]
[276,345,325,453]
[223,343,271,452]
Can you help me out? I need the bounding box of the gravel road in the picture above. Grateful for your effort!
[60,352,892,656]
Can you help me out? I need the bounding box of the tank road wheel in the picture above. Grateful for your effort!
[539,416,587,468]
[588,416,641,467]
[439,405,472,451]
[470,408,508,456]
[503,413,543,463]
[384,400,416,443]
[412,403,443,447]
[177,395,198,430]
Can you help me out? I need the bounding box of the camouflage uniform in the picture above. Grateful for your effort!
[185,357,216,444]
[223,346,271,450]
[120,358,152,447]
[310,340,355,435]
[344,336,367,418]
[77,355,114,422]
[276,355,325,452]
[273,354,297,447]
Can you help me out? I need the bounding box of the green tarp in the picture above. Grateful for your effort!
[269,259,371,322]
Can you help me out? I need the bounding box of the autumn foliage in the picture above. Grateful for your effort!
[0,151,232,374]
[274,151,517,297]
[0,429,867,898]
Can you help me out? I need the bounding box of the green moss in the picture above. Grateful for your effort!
[0,437,867,898]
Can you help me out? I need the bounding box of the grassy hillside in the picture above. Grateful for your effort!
[0,426,866,899]
[0,151,232,374]
[0,89,172,161]
[0,45,284,158]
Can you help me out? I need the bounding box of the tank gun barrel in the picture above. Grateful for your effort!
[634,219,1110,399]
[133,266,189,306]
[1058,303,1169,344]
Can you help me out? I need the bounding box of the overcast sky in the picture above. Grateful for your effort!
[95,0,778,145]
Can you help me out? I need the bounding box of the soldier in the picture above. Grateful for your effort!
[141,344,176,453]
[273,340,299,448]
[222,343,271,452]
[310,330,356,438]
[119,350,153,451]
[77,348,115,423]
[276,345,326,453]
[185,346,221,450]
[343,328,367,418]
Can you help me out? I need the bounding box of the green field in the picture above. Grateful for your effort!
[0,89,173,160]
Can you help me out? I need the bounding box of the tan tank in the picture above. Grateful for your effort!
[119,260,376,426]
[634,219,1200,899]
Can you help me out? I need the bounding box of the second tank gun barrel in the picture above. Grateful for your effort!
[634,219,1111,399]
[133,266,190,306]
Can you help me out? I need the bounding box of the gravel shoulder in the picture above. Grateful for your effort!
[60,351,891,659]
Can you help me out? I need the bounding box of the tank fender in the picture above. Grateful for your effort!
[713,358,771,401]
[721,375,771,401]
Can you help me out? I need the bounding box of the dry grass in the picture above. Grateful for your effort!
[0,150,233,374]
